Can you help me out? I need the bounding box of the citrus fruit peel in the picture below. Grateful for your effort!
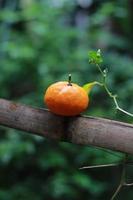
[44,74,96,116]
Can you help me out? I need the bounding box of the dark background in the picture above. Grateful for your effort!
[0,0,133,199]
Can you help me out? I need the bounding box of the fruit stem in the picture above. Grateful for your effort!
[68,74,72,86]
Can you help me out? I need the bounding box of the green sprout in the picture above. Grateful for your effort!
[88,49,133,117]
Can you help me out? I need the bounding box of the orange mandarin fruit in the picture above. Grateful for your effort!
[44,75,89,116]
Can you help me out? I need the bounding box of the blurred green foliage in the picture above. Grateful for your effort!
[0,0,133,199]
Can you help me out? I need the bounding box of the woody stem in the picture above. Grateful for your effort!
[68,74,72,86]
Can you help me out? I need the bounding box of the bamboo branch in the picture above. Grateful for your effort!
[0,98,133,154]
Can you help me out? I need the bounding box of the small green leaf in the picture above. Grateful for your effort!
[88,49,103,65]
[83,81,102,95]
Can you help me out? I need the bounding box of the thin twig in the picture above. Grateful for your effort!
[110,181,123,200]
[110,154,127,200]
[96,64,105,77]
[116,106,133,117]
[88,51,133,199]
[79,161,133,171]
[123,183,133,186]
[96,63,133,117]
[79,163,120,170]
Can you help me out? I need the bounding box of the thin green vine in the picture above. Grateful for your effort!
[80,49,133,200]
[88,49,133,117]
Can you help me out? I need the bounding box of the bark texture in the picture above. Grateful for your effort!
[0,98,133,154]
